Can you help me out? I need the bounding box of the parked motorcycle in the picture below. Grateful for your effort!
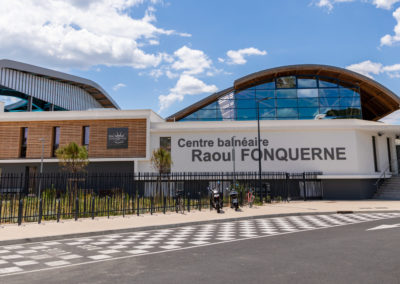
[229,189,239,211]
[208,186,223,213]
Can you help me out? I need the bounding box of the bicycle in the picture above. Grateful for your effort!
[175,191,184,214]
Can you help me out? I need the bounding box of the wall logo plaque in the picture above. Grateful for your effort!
[107,128,129,149]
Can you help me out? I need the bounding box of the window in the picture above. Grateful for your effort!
[160,137,171,152]
[53,126,60,157]
[276,76,296,89]
[297,76,317,88]
[20,127,28,158]
[82,126,90,149]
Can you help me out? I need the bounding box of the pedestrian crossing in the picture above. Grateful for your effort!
[0,212,399,277]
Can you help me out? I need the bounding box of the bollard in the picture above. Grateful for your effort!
[303,173,307,201]
[38,198,43,224]
[150,196,153,215]
[75,197,79,221]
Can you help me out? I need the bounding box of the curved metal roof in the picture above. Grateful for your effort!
[167,64,400,121]
[0,59,119,109]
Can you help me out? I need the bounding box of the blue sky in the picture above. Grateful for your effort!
[1,0,400,121]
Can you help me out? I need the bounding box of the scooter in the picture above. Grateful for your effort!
[229,189,239,211]
[208,186,223,213]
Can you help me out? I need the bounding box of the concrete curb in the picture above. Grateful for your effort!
[1,210,399,246]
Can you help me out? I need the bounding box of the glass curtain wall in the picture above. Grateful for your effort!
[180,76,362,121]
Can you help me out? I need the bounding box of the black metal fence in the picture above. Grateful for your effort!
[0,171,323,225]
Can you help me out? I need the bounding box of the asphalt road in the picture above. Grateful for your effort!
[1,213,400,284]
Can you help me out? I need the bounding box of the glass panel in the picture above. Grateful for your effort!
[277,99,298,108]
[235,90,255,100]
[217,108,235,120]
[320,107,347,117]
[237,108,256,120]
[277,108,298,118]
[298,98,319,107]
[340,97,361,107]
[340,88,359,97]
[255,90,275,99]
[319,97,340,107]
[276,76,296,89]
[236,99,255,109]
[256,81,275,90]
[260,108,275,118]
[298,89,318,98]
[276,89,297,98]
[203,101,217,109]
[219,92,235,100]
[83,126,90,146]
[217,99,235,110]
[259,98,275,108]
[196,109,217,119]
[338,81,357,89]
[183,112,198,120]
[318,77,338,88]
[298,108,319,118]
[319,88,339,97]
[297,76,317,88]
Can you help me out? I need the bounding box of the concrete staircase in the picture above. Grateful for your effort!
[374,176,400,200]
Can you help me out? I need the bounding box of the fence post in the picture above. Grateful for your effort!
[198,192,201,211]
[107,196,110,219]
[122,195,125,218]
[150,196,153,215]
[38,198,43,224]
[137,195,140,216]
[187,192,190,212]
[17,198,23,226]
[91,196,95,220]
[163,196,166,214]
[57,199,61,223]
[75,197,79,221]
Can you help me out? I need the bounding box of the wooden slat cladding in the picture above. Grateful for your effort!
[0,119,147,159]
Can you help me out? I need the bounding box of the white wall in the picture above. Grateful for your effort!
[140,127,386,175]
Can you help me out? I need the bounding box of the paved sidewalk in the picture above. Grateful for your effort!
[0,200,399,243]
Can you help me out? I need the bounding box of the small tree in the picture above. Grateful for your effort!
[151,148,172,174]
[56,142,89,174]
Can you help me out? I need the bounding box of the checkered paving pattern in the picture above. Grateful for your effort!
[0,212,399,276]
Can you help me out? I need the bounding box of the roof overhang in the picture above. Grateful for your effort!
[167,64,400,121]
[0,59,120,109]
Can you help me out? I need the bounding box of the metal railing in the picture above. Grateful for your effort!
[374,165,392,193]
[0,171,323,225]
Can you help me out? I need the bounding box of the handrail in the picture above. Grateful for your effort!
[374,164,392,191]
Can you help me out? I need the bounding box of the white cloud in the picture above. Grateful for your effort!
[373,0,400,9]
[380,7,400,46]
[158,75,218,111]
[112,83,127,91]
[314,0,355,11]
[346,60,400,78]
[380,110,400,124]
[0,0,189,69]
[171,46,213,75]
[225,47,267,65]
[346,60,384,78]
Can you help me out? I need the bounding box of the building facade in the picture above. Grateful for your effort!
[0,62,399,199]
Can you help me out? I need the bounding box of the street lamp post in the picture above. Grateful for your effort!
[38,138,45,199]
[256,97,272,203]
